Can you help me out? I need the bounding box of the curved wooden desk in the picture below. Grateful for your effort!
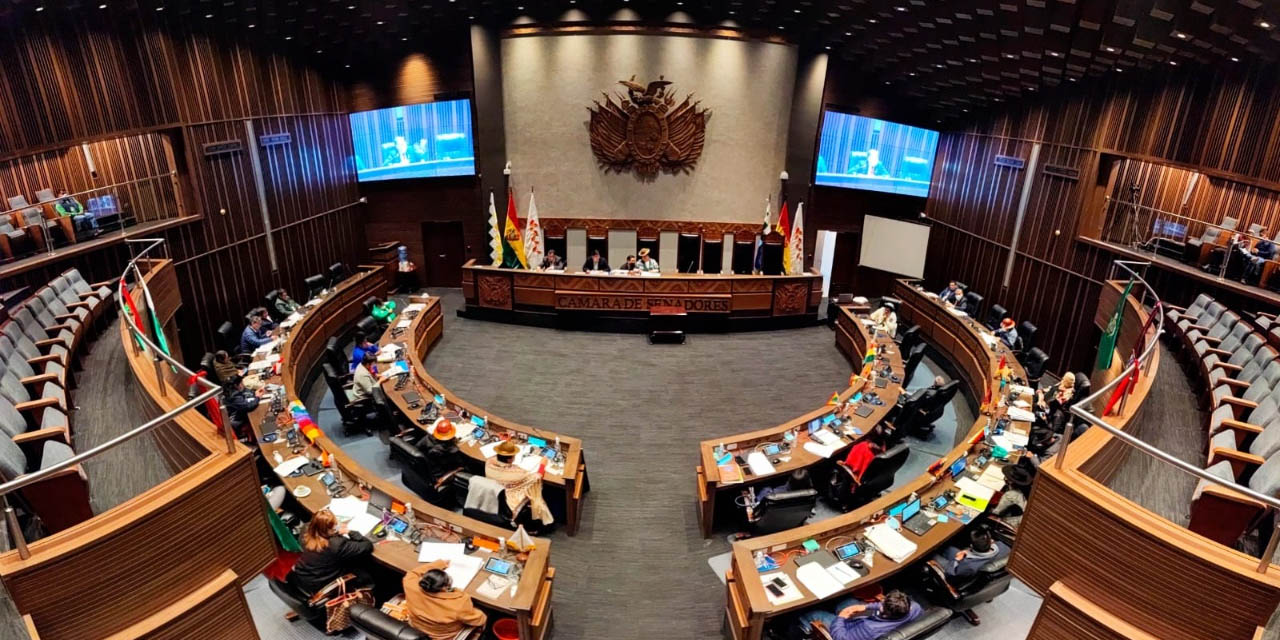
[0,258,275,640]
[696,308,904,537]
[377,296,589,535]
[461,261,822,329]
[723,282,1032,640]
[246,268,555,640]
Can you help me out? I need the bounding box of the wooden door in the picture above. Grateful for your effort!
[421,221,465,287]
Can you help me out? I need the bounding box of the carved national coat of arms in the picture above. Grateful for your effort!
[588,75,710,178]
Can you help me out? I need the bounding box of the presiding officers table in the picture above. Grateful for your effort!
[461,260,823,331]
[722,282,1032,640]
[245,267,556,640]
[377,295,590,535]
[696,309,905,537]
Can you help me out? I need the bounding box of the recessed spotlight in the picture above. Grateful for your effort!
[1004,53,1015,58]
[204,13,212,18]
[98,3,106,8]
[884,81,891,84]
[779,26,785,30]
[469,15,474,19]
[908,72,916,76]
[824,46,831,50]
[348,4,355,8]
[962,108,968,112]
[248,23,255,28]
[868,18,877,23]
[895,6,906,11]
[285,36,292,40]
[401,36,408,41]
[1105,46,1116,52]
[1114,67,1122,72]
[1169,60,1177,65]
[345,64,351,68]
[155,5,163,10]
[793,8,800,13]
[376,20,384,24]
[1069,77,1077,81]
[1260,21,1272,29]
[1231,56,1240,62]
[35,5,44,11]
[1048,51,1058,57]
[1174,31,1188,39]
[315,49,323,54]
[517,5,524,9]
[844,31,851,36]
[935,63,944,68]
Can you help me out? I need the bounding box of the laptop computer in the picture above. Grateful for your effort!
[854,404,875,418]
[901,497,937,536]
[367,488,393,517]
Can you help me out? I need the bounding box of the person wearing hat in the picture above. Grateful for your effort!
[421,419,465,486]
[636,248,660,273]
[582,249,610,273]
[993,317,1019,348]
[869,300,898,337]
[485,439,554,526]
[991,463,1034,529]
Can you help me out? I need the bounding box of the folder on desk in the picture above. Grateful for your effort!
[745,451,775,476]
[795,562,843,599]
[865,523,918,564]
[717,461,744,484]
[802,441,837,459]
[955,477,996,511]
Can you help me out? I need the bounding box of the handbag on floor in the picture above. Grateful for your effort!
[315,574,374,633]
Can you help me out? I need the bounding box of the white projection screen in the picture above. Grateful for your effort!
[858,215,930,278]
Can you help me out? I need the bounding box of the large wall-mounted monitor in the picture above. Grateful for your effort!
[348,99,475,182]
[814,111,939,198]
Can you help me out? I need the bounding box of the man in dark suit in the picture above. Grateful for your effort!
[582,249,611,272]
[540,249,565,270]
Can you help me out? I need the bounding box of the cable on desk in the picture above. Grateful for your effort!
[823,535,856,552]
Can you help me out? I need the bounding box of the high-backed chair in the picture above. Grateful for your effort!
[1184,217,1237,266]
[809,606,953,640]
[0,334,64,381]
[1023,347,1050,389]
[268,574,355,633]
[923,555,1014,626]
[1,343,67,394]
[323,336,351,381]
[304,274,326,299]
[958,291,983,317]
[35,189,88,242]
[328,262,346,288]
[263,289,286,321]
[897,324,921,356]
[0,217,32,261]
[50,275,104,333]
[1017,321,1037,352]
[902,342,927,386]
[349,603,439,640]
[322,361,376,435]
[1,322,68,369]
[0,370,68,433]
[1190,440,1280,547]
[461,476,541,533]
[828,443,911,512]
[1172,300,1225,348]
[984,304,1008,331]
[0,412,91,533]
[1165,294,1214,338]
[746,488,819,536]
[8,195,66,249]
[899,380,960,438]
[390,433,467,509]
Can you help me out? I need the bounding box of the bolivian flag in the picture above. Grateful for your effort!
[501,189,528,269]
[828,391,840,405]
[863,345,876,364]
[776,200,791,275]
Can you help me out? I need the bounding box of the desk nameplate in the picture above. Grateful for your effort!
[554,291,731,313]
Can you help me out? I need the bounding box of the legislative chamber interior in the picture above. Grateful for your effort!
[1,2,1280,640]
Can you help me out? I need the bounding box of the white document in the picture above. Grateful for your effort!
[395,319,411,329]
[746,451,776,476]
[852,296,870,304]
[1006,407,1035,423]
[479,441,502,459]
[826,561,861,585]
[347,512,381,536]
[759,572,803,606]
[864,523,918,564]
[247,360,273,373]
[417,542,468,563]
[475,574,514,600]
[948,307,968,317]
[795,562,843,599]
[980,334,999,347]
[812,429,841,447]
[977,465,1007,492]
[516,454,543,473]
[253,339,280,355]
[955,477,997,503]
[1010,384,1034,397]
[273,456,310,476]
[803,441,837,459]
[640,271,661,277]
[404,303,427,313]
[326,496,370,521]
[442,554,485,589]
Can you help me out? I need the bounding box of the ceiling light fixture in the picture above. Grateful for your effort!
[204,13,213,18]
[793,8,800,13]
[845,31,851,36]
[1105,46,1116,52]
[98,3,107,8]
[35,5,44,11]
[1169,60,1177,65]
[285,36,292,40]
[1174,31,1187,39]
[895,6,906,11]
[248,23,255,27]
[1231,56,1240,62]
[1260,21,1272,29]
[155,5,163,10]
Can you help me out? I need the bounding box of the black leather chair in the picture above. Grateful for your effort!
[305,273,326,298]
[897,325,921,356]
[984,304,1008,331]
[323,361,377,435]
[827,443,911,512]
[324,336,351,381]
[349,603,434,640]
[216,320,237,352]
[357,315,382,338]
[902,343,927,386]
[923,556,1014,626]
[808,605,952,640]
[898,380,959,438]
[959,291,983,318]
[264,289,286,321]
[1065,371,1092,437]
[1022,348,1050,389]
[1018,321,1037,352]
[389,434,466,509]
[459,473,545,534]
[268,576,332,633]
[328,262,346,288]
[198,352,221,386]
[745,488,818,536]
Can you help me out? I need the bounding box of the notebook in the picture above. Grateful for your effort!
[865,523,918,564]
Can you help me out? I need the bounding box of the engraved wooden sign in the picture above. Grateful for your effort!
[588,75,710,177]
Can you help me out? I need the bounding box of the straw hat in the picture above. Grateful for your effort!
[1000,317,1016,330]
[431,419,456,441]
[639,248,650,258]
[494,439,521,457]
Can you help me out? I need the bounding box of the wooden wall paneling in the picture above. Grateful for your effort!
[105,568,260,640]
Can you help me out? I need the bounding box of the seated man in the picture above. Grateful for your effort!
[347,351,378,403]
[239,315,273,354]
[223,374,265,443]
[619,254,639,272]
[1243,234,1277,285]
[485,439,554,527]
[796,589,921,640]
[636,248,659,272]
[582,249,610,272]
[273,289,301,317]
[931,525,1010,580]
[403,560,487,639]
[541,249,566,270]
[938,281,963,305]
[212,350,241,383]
[349,332,380,372]
[751,469,811,509]
[54,191,98,235]
[993,317,1019,348]
[869,301,898,337]
[421,420,465,483]
[250,306,276,331]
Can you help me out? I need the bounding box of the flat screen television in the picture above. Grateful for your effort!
[348,99,475,182]
[814,111,939,198]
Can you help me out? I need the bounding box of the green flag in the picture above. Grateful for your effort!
[1096,277,1135,370]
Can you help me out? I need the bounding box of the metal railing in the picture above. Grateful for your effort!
[1057,259,1280,572]
[0,238,234,560]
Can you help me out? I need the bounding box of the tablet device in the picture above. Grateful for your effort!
[835,542,861,560]
[875,377,889,389]
[932,495,948,510]
[807,418,822,434]
[402,391,423,406]
[854,405,875,418]
[471,414,487,427]
[763,443,781,456]
[484,557,515,576]
[950,457,967,478]
[528,436,547,448]
[471,427,486,440]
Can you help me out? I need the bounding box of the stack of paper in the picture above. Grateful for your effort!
[1006,407,1035,423]
[811,429,841,447]
[977,465,1007,492]
[826,561,861,585]
[795,562,843,599]
[955,477,997,505]
[253,340,281,355]
[247,359,273,372]
[479,441,502,459]
[326,496,371,521]
[746,451,776,476]
[347,512,382,536]
[948,307,968,317]
[404,303,427,313]
[865,523,918,563]
[803,441,837,459]
[395,319,412,329]
[640,271,661,277]
[273,456,310,476]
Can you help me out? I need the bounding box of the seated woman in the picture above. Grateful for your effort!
[403,561,488,639]
[796,589,921,639]
[485,440,554,527]
[1034,372,1076,434]
[288,509,374,595]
